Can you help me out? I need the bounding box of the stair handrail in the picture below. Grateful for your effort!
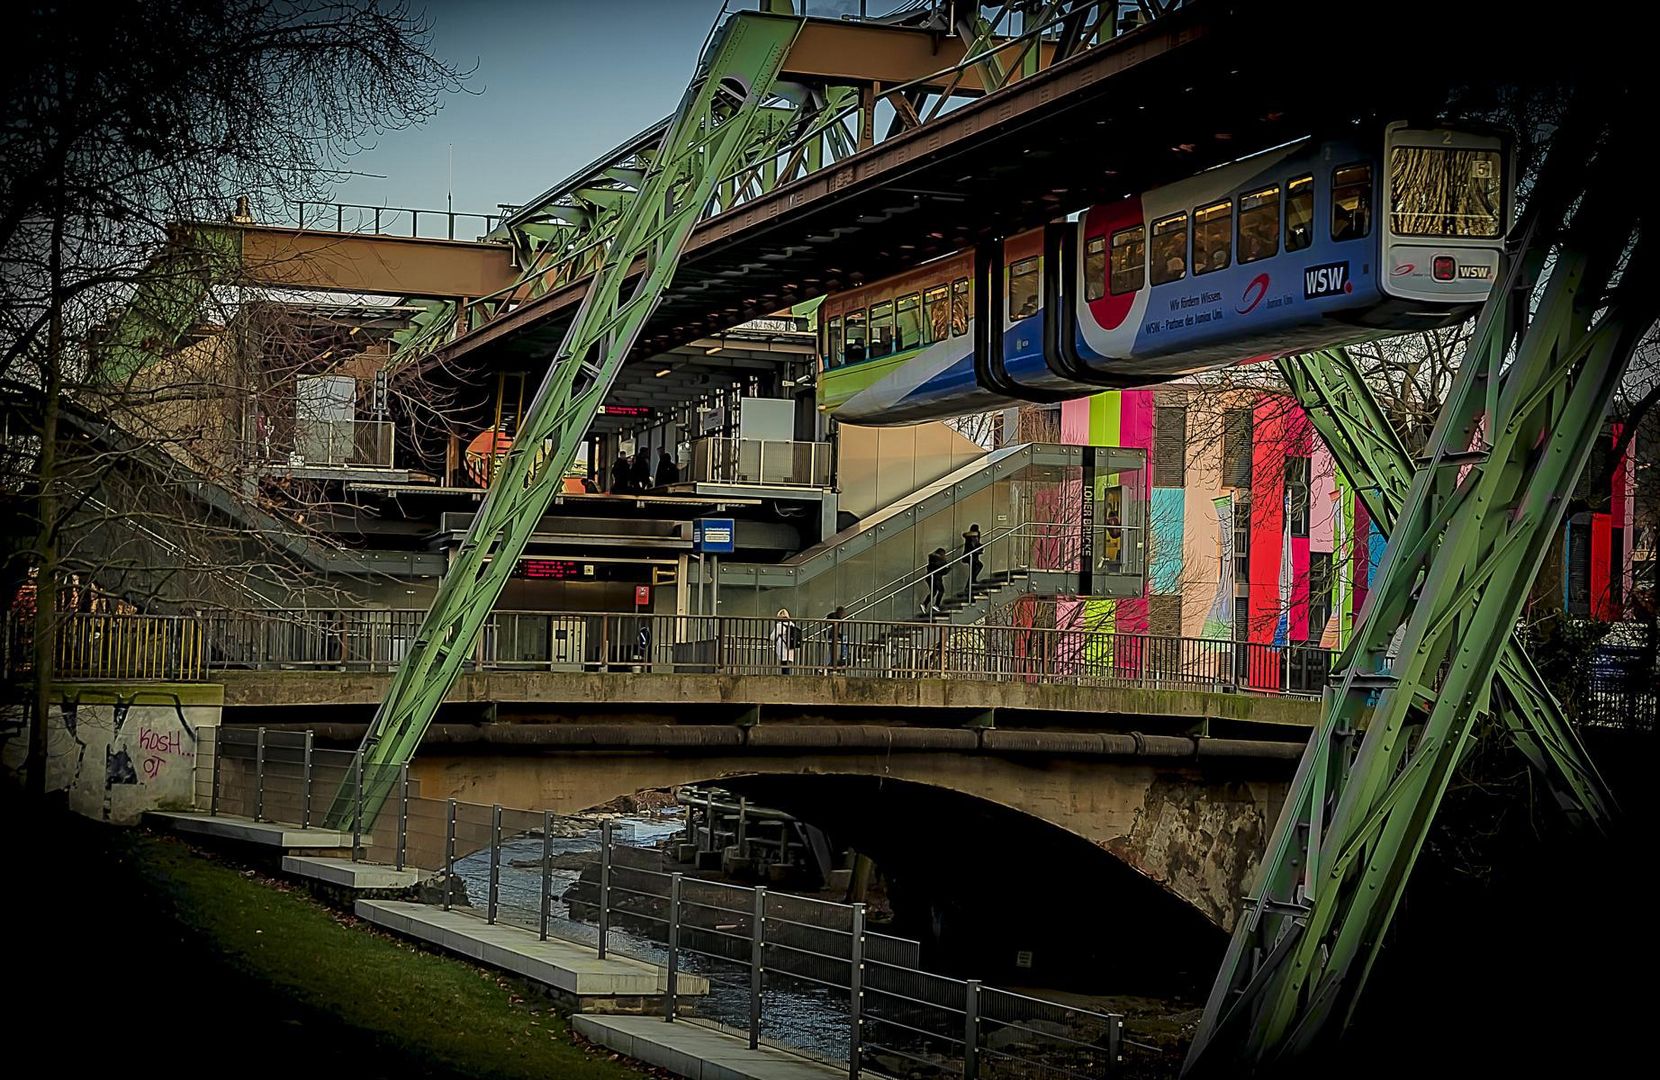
[837,519,1108,624]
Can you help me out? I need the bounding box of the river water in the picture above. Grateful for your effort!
[451,811,855,1065]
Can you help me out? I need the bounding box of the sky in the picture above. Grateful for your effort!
[326,0,865,225]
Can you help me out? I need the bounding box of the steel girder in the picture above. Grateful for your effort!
[1185,113,1654,1073]
[1277,348,1613,828]
[325,11,808,827]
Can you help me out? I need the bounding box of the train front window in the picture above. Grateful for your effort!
[1110,226,1145,294]
[1008,257,1040,320]
[1149,213,1187,284]
[844,308,867,363]
[896,292,921,352]
[1286,175,1313,251]
[1084,236,1107,301]
[951,278,969,336]
[923,284,949,344]
[1194,200,1232,274]
[1239,185,1280,263]
[1388,146,1504,238]
[826,315,842,368]
[1331,163,1372,242]
[869,299,895,358]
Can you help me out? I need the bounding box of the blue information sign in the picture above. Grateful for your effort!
[694,517,735,554]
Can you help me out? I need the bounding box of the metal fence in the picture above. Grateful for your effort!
[690,437,832,488]
[191,609,1334,697]
[2,611,207,683]
[204,734,1125,1077]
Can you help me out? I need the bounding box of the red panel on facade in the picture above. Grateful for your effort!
[1591,512,1614,620]
[1291,536,1310,642]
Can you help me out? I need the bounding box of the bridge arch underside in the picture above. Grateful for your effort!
[411,748,1287,990]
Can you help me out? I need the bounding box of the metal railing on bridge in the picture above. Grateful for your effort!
[3,611,206,683]
[202,728,1125,1077]
[193,608,1333,697]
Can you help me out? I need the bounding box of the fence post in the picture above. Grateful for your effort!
[749,886,766,1050]
[540,809,554,942]
[254,727,267,822]
[443,799,457,911]
[487,804,503,923]
[209,725,221,816]
[301,729,315,828]
[351,750,364,862]
[396,764,410,871]
[963,979,981,1080]
[665,872,684,1022]
[940,624,949,676]
[849,902,865,1080]
[598,820,613,959]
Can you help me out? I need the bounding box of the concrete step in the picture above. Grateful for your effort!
[574,1014,841,1080]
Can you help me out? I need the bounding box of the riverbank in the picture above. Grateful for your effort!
[7,789,650,1080]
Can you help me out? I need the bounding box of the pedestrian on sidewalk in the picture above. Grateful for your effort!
[772,607,800,674]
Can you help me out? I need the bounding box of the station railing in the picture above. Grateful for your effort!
[256,417,395,469]
[689,437,831,488]
[193,609,1335,697]
[291,199,505,240]
[202,730,1125,1077]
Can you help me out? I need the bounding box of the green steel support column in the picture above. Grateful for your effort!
[1278,349,1613,827]
[1186,113,1652,1073]
[326,11,805,827]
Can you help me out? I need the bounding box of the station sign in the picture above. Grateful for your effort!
[693,517,735,554]
[635,585,651,606]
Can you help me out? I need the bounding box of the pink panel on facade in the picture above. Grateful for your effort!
[1117,391,1154,636]
[1352,498,1371,616]
[1310,443,1336,553]
[1291,535,1310,642]
[1060,397,1091,446]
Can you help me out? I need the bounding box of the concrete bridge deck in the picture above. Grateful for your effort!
[217,669,1320,738]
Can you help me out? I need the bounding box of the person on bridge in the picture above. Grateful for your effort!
[610,449,633,494]
[926,547,948,619]
[962,524,983,597]
[656,448,680,487]
[826,605,848,671]
[772,608,800,674]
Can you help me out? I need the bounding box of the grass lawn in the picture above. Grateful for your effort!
[10,792,648,1080]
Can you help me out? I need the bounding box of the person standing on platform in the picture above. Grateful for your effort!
[772,608,799,674]
[962,523,983,598]
[657,448,680,487]
[610,449,633,494]
[631,448,653,491]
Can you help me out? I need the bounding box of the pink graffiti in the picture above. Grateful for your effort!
[138,728,183,756]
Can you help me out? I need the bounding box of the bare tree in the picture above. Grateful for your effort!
[1,0,465,796]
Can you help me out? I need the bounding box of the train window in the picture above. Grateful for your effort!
[826,315,843,368]
[1331,163,1372,242]
[896,292,921,352]
[1238,185,1280,264]
[1286,175,1314,252]
[1149,213,1188,285]
[1008,257,1040,320]
[844,308,867,363]
[1388,146,1504,237]
[869,299,895,358]
[923,284,949,344]
[1084,236,1107,301]
[1109,226,1145,295]
[951,277,970,336]
[1193,201,1232,275]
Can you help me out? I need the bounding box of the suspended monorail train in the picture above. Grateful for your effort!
[819,123,1510,425]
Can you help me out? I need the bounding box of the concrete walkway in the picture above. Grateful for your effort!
[355,900,708,1006]
[282,855,419,891]
[573,1015,842,1080]
[146,810,354,851]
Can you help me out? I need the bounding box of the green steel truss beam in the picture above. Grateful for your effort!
[326,11,807,826]
[1186,109,1654,1073]
[1277,349,1613,827]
